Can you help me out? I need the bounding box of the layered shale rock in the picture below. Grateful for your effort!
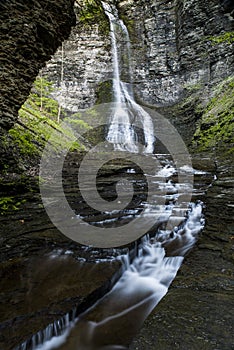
[42,1,113,112]
[44,0,233,111]
[0,0,75,132]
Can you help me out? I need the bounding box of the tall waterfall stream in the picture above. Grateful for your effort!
[103,2,155,153]
[15,3,212,350]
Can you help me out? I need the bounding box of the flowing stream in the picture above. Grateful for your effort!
[15,159,206,350]
[15,3,208,350]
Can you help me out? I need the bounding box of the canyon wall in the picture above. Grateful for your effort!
[0,0,75,132]
[43,0,233,112]
[0,0,233,168]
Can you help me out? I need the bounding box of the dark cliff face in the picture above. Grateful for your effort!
[0,0,75,132]
[221,0,234,13]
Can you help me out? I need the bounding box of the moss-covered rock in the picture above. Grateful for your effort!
[0,196,26,215]
[96,80,113,104]
[0,77,83,174]
[192,77,234,155]
[76,0,110,35]
[206,31,234,45]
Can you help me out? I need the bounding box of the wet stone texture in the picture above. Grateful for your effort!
[0,188,124,350]
[1,154,232,350]
[130,159,234,350]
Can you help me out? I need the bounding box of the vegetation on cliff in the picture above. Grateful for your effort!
[0,77,82,175]
[0,76,87,214]
[192,77,234,155]
[206,31,234,45]
[76,0,109,35]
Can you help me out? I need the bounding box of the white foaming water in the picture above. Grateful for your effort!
[77,202,202,350]
[102,2,155,153]
[179,165,208,175]
[33,329,71,350]
[25,203,204,350]
[14,3,207,349]
[15,312,76,350]
[15,155,206,350]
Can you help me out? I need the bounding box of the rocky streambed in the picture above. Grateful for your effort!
[1,155,233,350]
[130,158,234,350]
[0,181,123,350]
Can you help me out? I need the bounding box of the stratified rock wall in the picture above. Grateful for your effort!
[42,2,113,112]
[0,0,75,131]
[44,0,233,111]
[43,22,112,112]
[118,0,234,105]
[0,0,233,155]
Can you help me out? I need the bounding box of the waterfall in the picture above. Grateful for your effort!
[102,2,155,153]
[14,159,207,350]
[17,201,204,350]
[13,3,208,350]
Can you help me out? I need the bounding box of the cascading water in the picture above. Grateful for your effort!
[15,160,206,350]
[103,2,155,154]
[14,3,208,350]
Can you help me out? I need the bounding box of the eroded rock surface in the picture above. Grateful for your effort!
[0,0,75,131]
[0,188,123,350]
[130,160,234,350]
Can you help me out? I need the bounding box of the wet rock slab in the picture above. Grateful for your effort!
[2,157,231,349]
[130,162,234,350]
[130,288,233,350]
[0,194,123,350]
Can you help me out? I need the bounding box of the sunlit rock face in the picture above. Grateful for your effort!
[0,0,75,131]
[43,23,113,112]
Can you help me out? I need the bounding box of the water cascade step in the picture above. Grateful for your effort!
[14,154,211,350]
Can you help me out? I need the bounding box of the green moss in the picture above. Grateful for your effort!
[183,82,202,92]
[119,13,135,37]
[8,127,38,156]
[0,196,26,215]
[76,0,109,35]
[65,117,91,132]
[192,77,234,155]
[96,80,113,104]
[206,31,234,45]
[3,77,84,169]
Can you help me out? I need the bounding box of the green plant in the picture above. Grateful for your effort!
[30,77,61,121]
[76,0,109,35]
[192,77,234,154]
[0,197,26,215]
[4,76,83,167]
[206,31,234,45]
